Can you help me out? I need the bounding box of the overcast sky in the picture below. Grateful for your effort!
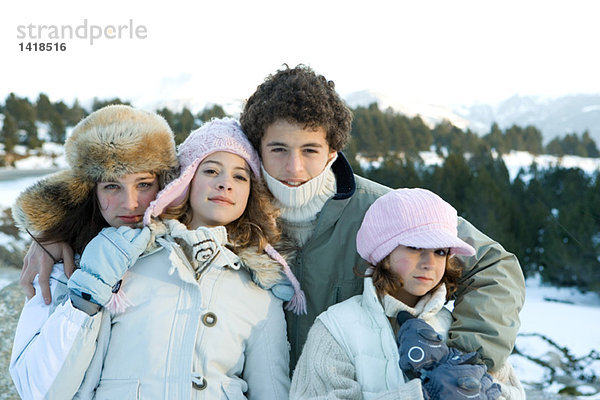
[2,0,600,111]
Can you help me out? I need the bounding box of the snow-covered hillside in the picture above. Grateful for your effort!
[343,91,600,145]
[357,150,600,182]
[457,94,600,144]
[344,89,471,130]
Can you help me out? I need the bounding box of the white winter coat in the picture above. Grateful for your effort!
[10,225,290,399]
[311,278,524,400]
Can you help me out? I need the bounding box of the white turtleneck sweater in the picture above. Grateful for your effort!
[261,155,337,246]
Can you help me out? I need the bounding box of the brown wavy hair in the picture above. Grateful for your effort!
[35,189,109,255]
[363,254,463,302]
[240,64,353,152]
[161,173,280,252]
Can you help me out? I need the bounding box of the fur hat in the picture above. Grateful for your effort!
[143,117,260,224]
[12,105,179,233]
[356,188,476,265]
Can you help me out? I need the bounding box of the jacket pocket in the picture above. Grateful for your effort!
[94,378,140,400]
[221,380,247,400]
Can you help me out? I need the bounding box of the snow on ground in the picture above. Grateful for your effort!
[509,274,600,397]
[502,151,600,181]
[0,266,20,292]
[358,150,600,182]
[0,176,50,208]
[12,143,67,170]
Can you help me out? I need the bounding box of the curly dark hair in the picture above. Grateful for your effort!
[363,254,463,303]
[240,64,353,152]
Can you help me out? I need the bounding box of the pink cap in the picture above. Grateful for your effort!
[143,118,260,225]
[356,188,476,265]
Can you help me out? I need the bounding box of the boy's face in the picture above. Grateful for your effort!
[260,119,337,187]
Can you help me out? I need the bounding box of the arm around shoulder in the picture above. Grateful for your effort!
[450,217,526,371]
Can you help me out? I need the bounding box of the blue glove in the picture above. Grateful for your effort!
[480,370,502,400]
[396,311,449,376]
[68,226,150,306]
[422,348,502,400]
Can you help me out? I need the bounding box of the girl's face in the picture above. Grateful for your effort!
[387,245,448,307]
[96,173,159,227]
[188,151,251,229]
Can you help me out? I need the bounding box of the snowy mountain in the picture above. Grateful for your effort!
[456,94,600,144]
[344,90,600,145]
[344,90,471,131]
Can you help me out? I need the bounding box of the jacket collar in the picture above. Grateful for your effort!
[331,152,356,200]
[236,247,289,289]
[362,274,447,320]
[147,219,288,289]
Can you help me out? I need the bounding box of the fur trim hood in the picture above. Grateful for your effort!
[12,105,179,233]
[237,246,290,289]
[146,219,294,289]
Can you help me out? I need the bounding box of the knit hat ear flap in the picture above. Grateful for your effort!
[263,244,307,315]
[143,158,201,225]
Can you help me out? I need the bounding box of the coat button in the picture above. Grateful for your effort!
[202,312,217,327]
[192,375,207,390]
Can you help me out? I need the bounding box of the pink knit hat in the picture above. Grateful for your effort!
[356,188,476,265]
[143,117,260,224]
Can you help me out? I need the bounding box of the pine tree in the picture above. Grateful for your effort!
[545,137,564,156]
[364,154,422,189]
[4,93,39,148]
[92,97,130,111]
[36,93,54,122]
[582,131,600,157]
[173,108,198,144]
[63,100,86,126]
[522,126,543,154]
[198,104,227,122]
[426,152,472,214]
[1,112,19,153]
[483,123,507,154]
[389,114,415,154]
[351,106,378,156]
[156,108,176,132]
[49,112,66,143]
[409,116,433,151]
